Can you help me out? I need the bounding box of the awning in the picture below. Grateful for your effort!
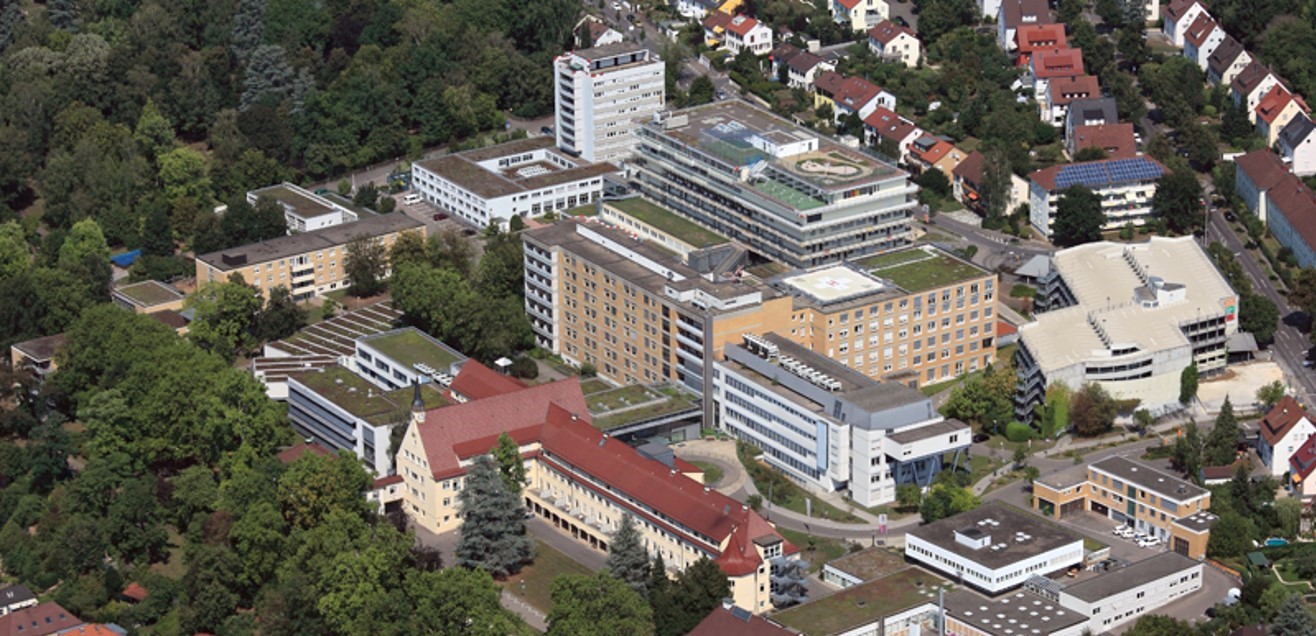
[1227,332,1258,353]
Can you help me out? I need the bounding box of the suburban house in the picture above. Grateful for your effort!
[1230,62,1282,123]
[1028,156,1166,237]
[575,15,624,48]
[1279,114,1316,177]
[1041,74,1101,127]
[1182,14,1225,71]
[863,107,921,160]
[997,0,1053,52]
[1064,97,1120,141]
[675,0,719,19]
[1257,396,1316,477]
[0,586,36,616]
[953,150,1030,215]
[908,135,967,179]
[867,20,920,67]
[1289,435,1316,498]
[1162,0,1209,47]
[1069,123,1138,160]
[772,45,834,89]
[1206,36,1251,86]
[830,0,888,33]
[704,13,773,56]
[1013,23,1067,67]
[813,71,896,124]
[1255,85,1309,146]
[0,602,84,636]
[1235,148,1291,224]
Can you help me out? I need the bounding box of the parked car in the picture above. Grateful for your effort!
[1137,536,1161,548]
[541,126,554,136]
[1113,526,1134,538]
[432,213,448,221]
[1225,211,1236,222]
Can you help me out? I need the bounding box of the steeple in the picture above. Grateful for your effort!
[411,380,426,425]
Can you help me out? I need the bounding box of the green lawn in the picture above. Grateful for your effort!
[859,248,987,292]
[578,378,611,395]
[363,328,462,369]
[150,526,187,580]
[968,454,1004,484]
[692,461,725,486]
[737,444,863,524]
[776,528,849,573]
[500,540,594,614]
[606,197,728,247]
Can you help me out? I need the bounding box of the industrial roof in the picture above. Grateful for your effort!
[943,588,1089,635]
[1062,552,1200,602]
[907,502,1084,571]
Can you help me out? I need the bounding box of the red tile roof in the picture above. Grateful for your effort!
[1260,396,1311,447]
[688,606,797,636]
[864,107,917,144]
[1256,85,1305,125]
[867,20,915,46]
[1071,123,1138,160]
[61,626,118,636]
[1291,434,1316,481]
[674,456,702,474]
[996,320,1018,337]
[449,360,525,401]
[814,72,884,111]
[835,0,864,10]
[724,15,763,37]
[372,474,404,488]
[911,137,954,166]
[1047,75,1101,107]
[277,442,333,464]
[1015,24,1067,54]
[0,603,83,636]
[1266,172,1316,256]
[1031,48,1085,80]
[1184,14,1220,48]
[121,583,148,602]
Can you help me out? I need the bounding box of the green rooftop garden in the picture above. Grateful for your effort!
[362,328,462,371]
[859,248,987,292]
[750,178,824,210]
[771,568,946,634]
[607,198,727,248]
[588,385,698,431]
[115,280,182,306]
[292,366,448,424]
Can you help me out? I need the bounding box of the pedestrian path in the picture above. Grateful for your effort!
[500,589,547,631]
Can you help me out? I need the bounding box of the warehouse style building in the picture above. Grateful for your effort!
[411,137,619,229]
[195,213,425,301]
[631,101,918,268]
[1016,237,1238,420]
[554,43,665,163]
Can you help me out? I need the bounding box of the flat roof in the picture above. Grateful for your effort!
[1061,552,1199,602]
[907,502,1084,571]
[1034,463,1090,490]
[251,183,339,219]
[268,301,403,358]
[825,547,907,582]
[10,333,67,362]
[1090,455,1209,502]
[771,567,943,635]
[197,213,424,271]
[858,245,992,293]
[113,280,184,307]
[1019,237,1237,371]
[414,138,619,200]
[944,588,1089,634]
[604,197,728,247]
[780,265,887,304]
[1173,511,1219,533]
[588,385,700,431]
[888,419,971,444]
[762,333,928,412]
[358,327,464,371]
[289,365,448,425]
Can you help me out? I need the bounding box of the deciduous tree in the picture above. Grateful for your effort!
[490,432,526,494]
[1052,186,1104,247]
[1257,381,1287,411]
[1152,170,1204,235]
[345,235,388,297]
[547,573,654,636]
[1070,383,1117,437]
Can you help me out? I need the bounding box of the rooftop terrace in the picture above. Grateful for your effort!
[251,183,339,219]
[605,197,728,247]
[358,327,464,371]
[587,384,699,431]
[771,567,943,635]
[858,245,990,292]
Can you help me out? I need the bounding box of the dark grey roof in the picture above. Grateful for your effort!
[1090,456,1209,502]
[0,585,35,606]
[1172,511,1219,533]
[565,41,648,62]
[196,213,424,271]
[1208,36,1245,76]
[1061,552,1200,602]
[1000,0,1053,28]
[1279,114,1316,149]
[888,419,971,444]
[943,588,1089,634]
[907,502,1084,571]
[1065,98,1119,128]
[10,333,67,363]
[761,333,928,412]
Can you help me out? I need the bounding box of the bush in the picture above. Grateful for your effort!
[1004,421,1036,442]
[508,357,538,380]
[579,362,597,378]
[1009,284,1036,298]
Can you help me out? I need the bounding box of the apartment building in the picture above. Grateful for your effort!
[194,213,425,301]
[632,101,918,268]
[248,182,357,233]
[554,43,665,163]
[524,214,999,392]
[1032,456,1215,557]
[394,376,802,613]
[714,334,968,507]
[412,137,618,229]
[1016,237,1238,420]
[1236,148,1316,266]
[1028,156,1166,237]
[831,0,889,32]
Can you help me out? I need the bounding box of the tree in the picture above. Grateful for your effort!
[1207,511,1255,559]
[277,451,372,530]
[915,169,950,199]
[1204,396,1241,466]
[405,567,518,635]
[1271,591,1316,636]
[1241,292,1279,347]
[490,432,526,494]
[254,285,307,342]
[58,218,109,271]
[606,515,650,594]
[980,145,1012,222]
[159,147,214,206]
[895,484,922,510]
[1276,497,1302,539]
[1052,186,1105,247]
[919,483,980,523]
[1152,170,1204,235]
[345,235,388,297]
[352,183,379,210]
[185,278,262,361]
[1179,364,1199,405]
[1257,381,1287,411]
[389,230,428,270]
[1070,383,1117,437]
[141,203,175,257]
[1123,614,1195,636]
[663,558,730,636]
[1172,421,1204,480]
[0,221,30,280]
[455,455,534,577]
[688,75,715,106]
[547,573,654,636]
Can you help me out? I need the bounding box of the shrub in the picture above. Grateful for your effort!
[579,362,597,378]
[508,357,538,380]
[1004,421,1035,442]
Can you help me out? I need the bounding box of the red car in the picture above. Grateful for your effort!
[432,213,448,221]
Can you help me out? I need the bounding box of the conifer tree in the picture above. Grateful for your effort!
[455,455,533,577]
[606,514,649,593]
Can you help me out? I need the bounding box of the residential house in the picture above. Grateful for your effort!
[831,0,888,33]
[1255,85,1309,147]
[1029,156,1166,237]
[704,13,773,55]
[1183,14,1226,72]
[1279,114,1316,177]
[1030,48,1085,99]
[1206,36,1251,86]
[863,107,921,160]
[675,0,719,19]
[953,150,1031,216]
[1162,0,1208,47]
[1257,396,1316,477]
[813,71,895,125]
[575,15,624,48]
[1289,435,1316,498]
[0,603,83,636]
[1230,62,1282,123]
[1069,123,1138,160]
[1043,75,1102,127]
[772,44,833,89]
[867,20,920,67]
[0,587,35,616]
[8,333,67,382]
[1235,148,1296,224]
[1143,0,1162,22]
[998,0,1053,52]
[1064,97,1120,141]
[908,135,967,180]
[1014,23,1067,67]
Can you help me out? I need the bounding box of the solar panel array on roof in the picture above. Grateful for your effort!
[1053,158,1163,190]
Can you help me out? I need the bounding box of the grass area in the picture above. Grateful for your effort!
[692,461,725,486]
[606,197,728,247]
[859,247,987,292]
[500,540,594,614]
[362,328,462,370]
[916,230,958,243]
[565,203,596,217]
[772,567,945,634]
[587,385,656,412]
[736,443,864,524]
[578,378,611,395]
[776,528,849,573]
[150,526,187,580]
[1009,283,1036,298]
[746,261,792,279]
[920,367,984,397]
[968,454,1004,484]
[138,607,181,636]
[591,393,698,430]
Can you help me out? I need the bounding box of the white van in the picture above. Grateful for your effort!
[402,193,422,205]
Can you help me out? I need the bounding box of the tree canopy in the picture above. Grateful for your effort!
[1052,186,1105,247]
